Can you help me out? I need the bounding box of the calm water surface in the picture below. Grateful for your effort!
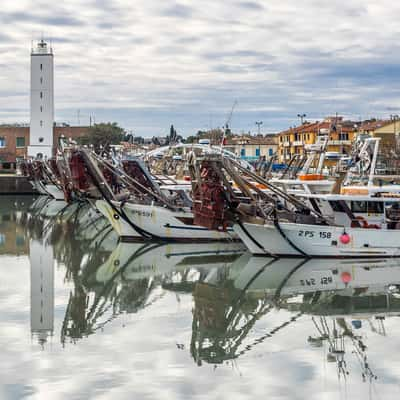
[1,196,400,399]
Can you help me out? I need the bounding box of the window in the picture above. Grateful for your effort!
[367,201,383,214]
[16,235,25,247]
[269,148,273,156]
[40,77,43,84]
[40,106,43,112]
[329,200,346,212]
[40,120,43,127]
[255,148,260,157]
[351,201,383,214]
[40,63,43,70]
[0,137,5,147]
[39,137,44,143]
[351,201,367,213]
[240,148,246,157]
[16,137,25,148]
[40,92,43,99]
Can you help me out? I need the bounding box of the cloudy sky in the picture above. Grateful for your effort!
[1,0,400,136]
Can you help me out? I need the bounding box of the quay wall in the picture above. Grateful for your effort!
[0,176,38,195]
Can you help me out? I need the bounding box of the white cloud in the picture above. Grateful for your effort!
[0,0,399,135]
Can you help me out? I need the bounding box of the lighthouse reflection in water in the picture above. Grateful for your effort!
[30,238,54,346]
[1,196,400,399]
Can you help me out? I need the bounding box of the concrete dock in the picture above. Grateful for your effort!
[0,175,38,195]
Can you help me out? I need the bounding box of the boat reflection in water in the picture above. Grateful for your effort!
[191,254,400,383]
[22,196,400,388]
[61,240,245,344]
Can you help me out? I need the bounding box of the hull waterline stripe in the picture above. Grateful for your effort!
[164,223,234,232]
[273,218,309,257]
[237,220,276,257]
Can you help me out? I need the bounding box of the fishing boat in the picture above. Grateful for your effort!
[19,158,65,200]
[188,139,400,258]
[63,147,239,242]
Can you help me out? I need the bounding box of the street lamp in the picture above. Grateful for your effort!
[297,113,306,125]
[255,121,263,159]
[391,114,400,150]
[255,121,263,135]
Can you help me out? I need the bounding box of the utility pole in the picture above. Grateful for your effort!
[391,114,399,150]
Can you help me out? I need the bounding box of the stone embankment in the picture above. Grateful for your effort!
[0,175,38,194]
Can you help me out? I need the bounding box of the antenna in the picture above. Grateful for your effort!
[225,100,238,130]
[220,100,238,151]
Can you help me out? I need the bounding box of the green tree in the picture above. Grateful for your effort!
[184,135,196,144]
[80,122,125,150]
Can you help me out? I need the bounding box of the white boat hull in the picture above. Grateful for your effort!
[43,184,65,200]
[95,199,142,240]
[33,180,49,195]
[120,202,239,242]
[235,221,400,257]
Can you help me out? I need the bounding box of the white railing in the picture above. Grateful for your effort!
[328,140,351,145]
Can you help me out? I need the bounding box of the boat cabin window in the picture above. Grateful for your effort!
[329,201,346,212]
[350,201,383,214]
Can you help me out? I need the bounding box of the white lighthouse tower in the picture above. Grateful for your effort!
[28,39,54,159]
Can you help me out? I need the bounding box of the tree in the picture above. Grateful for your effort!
[184,135,196,144]
[167,124,178,145]
[80,122,125,150]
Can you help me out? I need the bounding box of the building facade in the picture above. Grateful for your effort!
[277,117,358,164]
[0,125,90,169]
[225,135,278,161]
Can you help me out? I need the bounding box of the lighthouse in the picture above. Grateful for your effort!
[28,39,54,159]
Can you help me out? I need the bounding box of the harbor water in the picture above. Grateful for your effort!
[1,196,400,399]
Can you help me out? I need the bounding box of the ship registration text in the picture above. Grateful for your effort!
[298,230,332,239]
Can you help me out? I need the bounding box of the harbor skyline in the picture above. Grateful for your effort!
[1,1,400,136]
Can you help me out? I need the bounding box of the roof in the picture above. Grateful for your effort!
[226,135,278,145]
[278,121,331,136]
[361,120,392,132]
[278,118,360,136]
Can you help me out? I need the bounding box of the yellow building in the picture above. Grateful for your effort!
[277,117,358,164]
[362,120,398,147]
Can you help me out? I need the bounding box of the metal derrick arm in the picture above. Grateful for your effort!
[189,152,330,227]
[87,151,180,210]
